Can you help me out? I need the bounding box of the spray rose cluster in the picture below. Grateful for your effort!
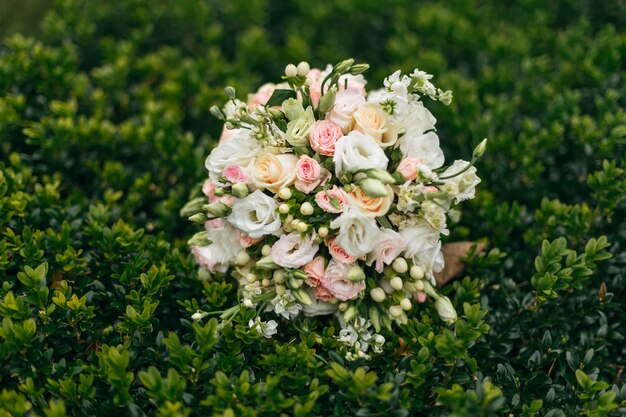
[184,59,484,360]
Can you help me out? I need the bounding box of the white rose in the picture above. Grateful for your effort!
[228,190,282,238]
[192,220,242,273]
[399,221,443,285]
[330,208,380,257]
[333,131,388,177]
[270,232,319,269]
[441,160,481,203]
[206,130,260,183]
[352,103,399,148]
[397,129,444,169]
[403,101,436,134]
[328,88,366,133]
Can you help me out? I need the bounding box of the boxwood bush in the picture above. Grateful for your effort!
[1,0,625,416]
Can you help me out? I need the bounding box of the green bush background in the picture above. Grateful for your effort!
[1,0,625,416]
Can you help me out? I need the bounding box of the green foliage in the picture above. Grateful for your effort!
[0,0,625,416]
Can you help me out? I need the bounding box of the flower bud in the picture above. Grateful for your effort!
[236,251,251,266]
[191,311,207,321]
[296,222,308,233]
[317,86,337,113]
[414,279,425,292]
[261,278,270,287]
[243,298,254,308]
[291,288,312,305]
[370,287,386,302]
[180,197,206,217]
[268,108,284,119]
[374,334,385,345]
[473,138,488,159]
[389,276,403,291]
[213,187,225,196]
[284,63,298,78]
[245,273,257,283]
[343,305,358,322]
[203,202,230,218]
[347,265,366,282]
[188,213,208,224]
[358,178,390,198]
[290,218,300,229]
[255,256,278,270]
[187,231,211,247]
[410,265,425,280]
[262,244,272,256]
[435,295,457,324]
[365,168,396,184]
[279,203,290,214]
[210,105,225,120]
[273,269,285,284]
[300,202,314,216]
[400,298,412,311]
[278,187,292,200]
[275,284,286,296]
[224,86,236,99]
[334,58,354,74]
[297,61,310,77]
[318,227,329,238]
[392,257,408,274]
[349,63,370,75]
[389,305,403,318]
[231,182,249,198]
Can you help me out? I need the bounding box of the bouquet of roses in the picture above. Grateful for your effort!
[183,59,484,359]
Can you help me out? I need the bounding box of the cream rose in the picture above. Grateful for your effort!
[348,185,392,218]
[252,150,299,193]
[352,103,399,147]
[227,190,282,238]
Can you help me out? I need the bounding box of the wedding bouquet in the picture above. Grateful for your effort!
[184,59,484,359]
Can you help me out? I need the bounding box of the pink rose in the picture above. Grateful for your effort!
[309,120,343,156]
[366,228,407,273]
[295,155,330,193]
[397,157,422,181]
[202,179,216,198]
[315,185,349,213]
[303,256,326,287]
[307,69,324,108]
[240,234,262,248]
[270,232,319,269]
[321,260,365,301]
[326,237,356,264]
[424,186,438,193]
[212,194,235,206]
[328,89,366,133]
[223,164,249,184]
[314,285,334,302]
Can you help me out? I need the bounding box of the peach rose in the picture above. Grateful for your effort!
[315,185,350,213]
[352,103,399,147]
[348,186,392,217]
[325,237,356,264]
[303,256,326,287]
[314,285,334,302]
[309,120,343,156]
[397,157,422,181]
[252,150,299,193]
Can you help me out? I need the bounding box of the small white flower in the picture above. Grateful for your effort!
[270,290,302,320]
[441,160,481,203]
[249,317,279,337]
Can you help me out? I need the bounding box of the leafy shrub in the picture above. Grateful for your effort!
[0,0,625,415]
